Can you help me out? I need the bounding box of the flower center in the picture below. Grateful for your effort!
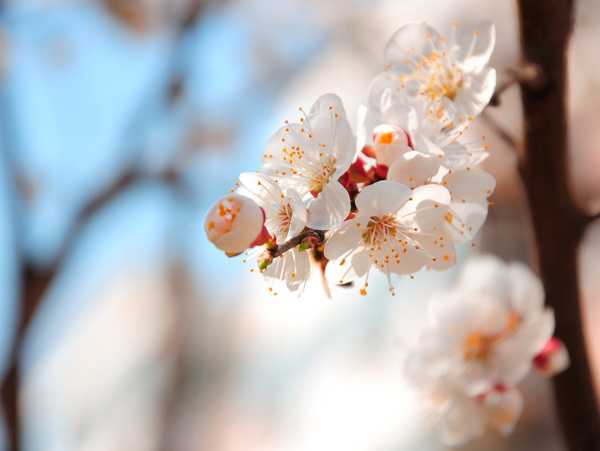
[425,65,463,101]
[362,213,398,245]
[463,331,499,361]
[399,51,463,102]
[463,312,522,362]
[306,154,338,195]
[268,204,293,241]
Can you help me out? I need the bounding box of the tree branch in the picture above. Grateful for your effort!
[489,64,544,107]
[271,229,325,259]
[0,165,183,451]
[516,0,600,449]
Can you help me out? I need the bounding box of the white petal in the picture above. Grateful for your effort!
[387,151,441,188]
[262,124,312,192]
[285,187,308,239]
[495,310,555,386]
[324,218,365,261]
[238,172,282,207]
[484,387,523,437]
[285,249,311,293]
[456,255,510,298]
[441,141,490,169]
[445,199,489,242]
[396,184,450,232]
[368,72,398,120]
[386,245,429,275]
[385,22,442,74]
[438,392,485,446]
[443,168,496,243]
[325,246,371,284]
[263,249,310,295]
[506,262,545,320]
[454,21,496,72]
[453,68,496,119]
[380,89,419,133]
[355,180,412,217]
[306,181,350,230]
[307,94,356,174]
[412,131,444,158]
[417,233,457,271]
[309,93,348,119]
[445,168,496,202]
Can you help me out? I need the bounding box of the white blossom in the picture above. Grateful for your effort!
[415,256,554,395]
[262,93,355,230]
[324,181,453,295]
[237,172,311,293]
[370,21,496,131]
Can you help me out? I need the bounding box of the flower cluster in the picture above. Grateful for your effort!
[205,21,498,295]
[405,256,569,445]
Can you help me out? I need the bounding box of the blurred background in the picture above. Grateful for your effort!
[0,0,599,450]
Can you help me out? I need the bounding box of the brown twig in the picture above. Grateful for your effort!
[489,64,545,107]
[271,229,326,259]
[516,0,600,449]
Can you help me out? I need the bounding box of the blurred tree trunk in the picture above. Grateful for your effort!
[517,0,600,449]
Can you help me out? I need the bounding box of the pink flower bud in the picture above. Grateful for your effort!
[372,124,412,168]
[205,193,265,257]
[533,337,570,377]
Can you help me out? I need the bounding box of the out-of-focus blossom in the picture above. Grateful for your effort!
[417,382,486,446]
[204,193,266,257]
[404,255,566,445]
[483,386,524,436]
[412,256,555,395]
[262,93,355,230]
[414,380,523,446]
[324,181,453,296]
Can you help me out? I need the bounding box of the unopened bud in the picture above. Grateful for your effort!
[257,251,274,271]
[299,235,318,252]
[372,124,412,168]
[205,193,265,257]
[533,337,570,377]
